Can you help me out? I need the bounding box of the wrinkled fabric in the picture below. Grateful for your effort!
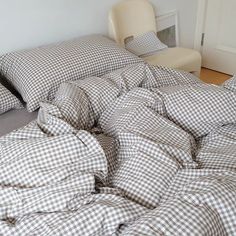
[0,64,236,235]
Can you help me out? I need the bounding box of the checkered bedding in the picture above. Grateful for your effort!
[0,35,142,112]
[125,31,168,57]
[0,63,236,235]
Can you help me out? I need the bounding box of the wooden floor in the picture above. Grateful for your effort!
[200,67,231,85]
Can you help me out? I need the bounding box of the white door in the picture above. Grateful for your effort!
[202,0,236,75]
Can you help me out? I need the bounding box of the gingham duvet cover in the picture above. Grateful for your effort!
[0,63,236,236]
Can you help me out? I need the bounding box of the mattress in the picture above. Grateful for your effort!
[0,108,38,137]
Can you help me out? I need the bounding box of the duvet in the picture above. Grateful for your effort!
[0,63,236,236]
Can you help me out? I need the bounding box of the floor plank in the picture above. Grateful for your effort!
[200,67,231,85]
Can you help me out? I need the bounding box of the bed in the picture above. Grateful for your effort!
[0,35,236,236]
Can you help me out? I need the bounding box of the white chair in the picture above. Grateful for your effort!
[109,0,201,76]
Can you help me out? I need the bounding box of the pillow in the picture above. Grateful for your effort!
[0,35,142,112]
[0,83,23,114]
[125,31,168,57]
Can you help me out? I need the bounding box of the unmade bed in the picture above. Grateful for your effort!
[0,35,236,236]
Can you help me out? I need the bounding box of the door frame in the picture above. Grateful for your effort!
[194,0,207,52]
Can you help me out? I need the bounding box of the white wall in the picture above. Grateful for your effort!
[0,0,198,55]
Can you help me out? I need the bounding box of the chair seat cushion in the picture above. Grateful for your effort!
[143,47,201,73]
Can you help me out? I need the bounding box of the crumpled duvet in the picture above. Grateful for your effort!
[0,62,236,236]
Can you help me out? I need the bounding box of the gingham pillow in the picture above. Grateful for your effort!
[0,35,142,112]
[0,83,23,114]
[154,83,236,139]
[125,31,168,57]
